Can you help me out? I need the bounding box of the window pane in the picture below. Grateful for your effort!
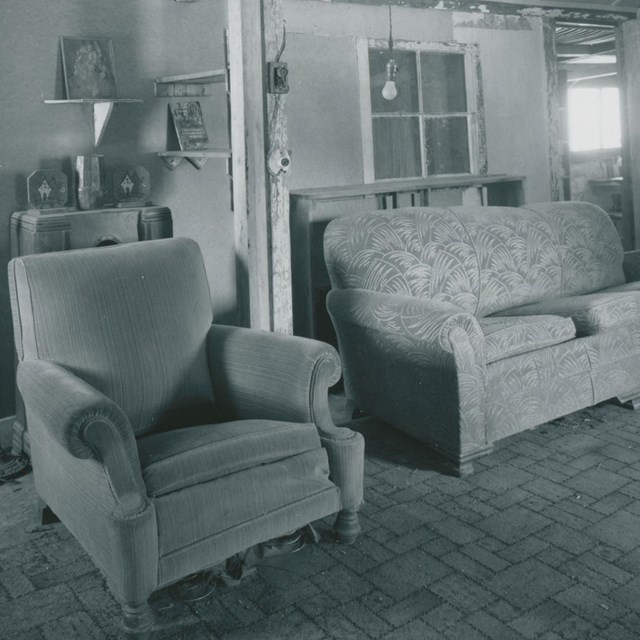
[373,117,422,179]
[425,117,470,175]
[369,48,418,114]
[568,88,601,151]
[421,53,467,114]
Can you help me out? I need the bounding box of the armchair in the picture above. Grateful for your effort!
[8,237,363,638]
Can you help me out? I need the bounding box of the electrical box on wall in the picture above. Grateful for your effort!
[267,62,289,94]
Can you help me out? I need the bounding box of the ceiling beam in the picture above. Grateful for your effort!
[325,0,635,21]
[557,43,617,56]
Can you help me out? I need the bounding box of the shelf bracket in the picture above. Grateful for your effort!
[93,102,115,146]
[158,156,184,171]
[186,157,209,170]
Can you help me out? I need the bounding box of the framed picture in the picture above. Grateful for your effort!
[169,101,210,151]
[60,37,119,99]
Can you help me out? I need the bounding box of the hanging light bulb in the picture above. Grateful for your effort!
[382,2,398,101]
[382,59,398,101]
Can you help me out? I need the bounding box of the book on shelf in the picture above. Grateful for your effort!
[169,101,209,151]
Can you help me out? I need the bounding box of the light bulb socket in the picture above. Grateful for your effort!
[385,58,398,82]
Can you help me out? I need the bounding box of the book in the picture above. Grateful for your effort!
[169,101,209,151]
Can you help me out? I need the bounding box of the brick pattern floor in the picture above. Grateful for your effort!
[2,402,640,639]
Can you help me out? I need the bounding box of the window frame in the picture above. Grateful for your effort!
[357,37,487,183]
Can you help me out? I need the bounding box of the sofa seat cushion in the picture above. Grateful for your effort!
[137,420,322,497]
[478,315,576,363]
[597,280,640,295]
[492,292,640,337]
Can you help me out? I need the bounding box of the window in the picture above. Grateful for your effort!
[358,39,485,182]
[567,86,621,152]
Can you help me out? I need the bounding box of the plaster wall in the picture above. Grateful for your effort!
[0,0,236,418]
[284,0,552,205]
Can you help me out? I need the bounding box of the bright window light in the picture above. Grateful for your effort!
[568,86,621,152]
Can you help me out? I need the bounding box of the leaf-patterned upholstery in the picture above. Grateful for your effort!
[324,202,640,474]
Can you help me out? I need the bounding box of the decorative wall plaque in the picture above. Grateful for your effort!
[27,170,69,210]
[113,165,151,207]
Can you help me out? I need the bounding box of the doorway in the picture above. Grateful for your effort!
[556,22,623,237]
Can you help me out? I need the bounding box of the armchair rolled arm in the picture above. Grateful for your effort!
[624,250,640,282]
[327,289,486,363]
[17,360,147,514]
[207,325,365,510]
[207,324,341,422]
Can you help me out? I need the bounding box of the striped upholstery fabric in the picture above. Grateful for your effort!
[9,237,363,616]
[9,238,216,436]
[138,420,324,497]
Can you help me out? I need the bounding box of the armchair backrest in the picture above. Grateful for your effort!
[324,202,624,317]
[9,238,216,436]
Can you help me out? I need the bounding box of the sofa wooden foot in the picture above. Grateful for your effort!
[334,508,361,544]
[122,600,154,639]
[626,397,640,411]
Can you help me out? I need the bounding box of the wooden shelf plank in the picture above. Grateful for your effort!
[44,98,143,104]
[155,70,226,85]
[158,149,232,171]
[158,150,231,158]
[44,99,143,146]
[154,70,227,97]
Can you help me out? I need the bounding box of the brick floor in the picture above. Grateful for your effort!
[2,401,640,638]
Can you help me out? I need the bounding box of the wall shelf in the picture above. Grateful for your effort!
[155,67,232,172]
[158,149,231,170]
[154,69,226,97]
[44,98,143,146]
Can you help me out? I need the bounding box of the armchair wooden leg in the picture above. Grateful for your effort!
[121,600,154,639]
[35,497,59,525]
[334,508,361,544]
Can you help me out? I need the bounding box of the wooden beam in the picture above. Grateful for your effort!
[318,0,634,21]
[617,20,640,250]
[264,0,293,335]
[228,0,272,330]
[543,18,563,202]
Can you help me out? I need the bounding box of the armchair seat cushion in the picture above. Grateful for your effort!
[492,292,640,337]
[478,315,576,364]
[138,420,323,497]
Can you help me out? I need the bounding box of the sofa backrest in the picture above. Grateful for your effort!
[324,202,624,317]
[9,237,216,437]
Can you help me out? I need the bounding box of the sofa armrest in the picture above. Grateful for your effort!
[327,289,485,362]
[327,289,488,471]
[624,250,640,282]
[17,360,147,515]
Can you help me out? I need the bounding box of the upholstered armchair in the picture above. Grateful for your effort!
[8,238,364,638]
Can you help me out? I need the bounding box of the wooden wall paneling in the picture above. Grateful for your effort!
[264,0,294,335]
[543,17,563,202]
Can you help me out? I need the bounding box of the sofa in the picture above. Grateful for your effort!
[324,201,640,474]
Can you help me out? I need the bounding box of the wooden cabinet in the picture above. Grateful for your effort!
[290,174,525,343]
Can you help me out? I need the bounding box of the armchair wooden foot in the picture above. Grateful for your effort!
[334,508,361,544]
[121,600,154,639]
[35,497,59,526]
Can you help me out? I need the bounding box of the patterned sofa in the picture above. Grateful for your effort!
[324,202,640,474]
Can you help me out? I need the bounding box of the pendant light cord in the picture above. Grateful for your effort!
[388,2,393,53]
